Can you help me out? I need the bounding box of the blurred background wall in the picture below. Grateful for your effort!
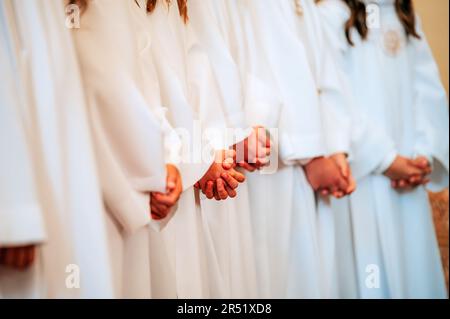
[414,0,449,291]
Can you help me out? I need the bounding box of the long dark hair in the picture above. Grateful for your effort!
[68,0,188,23]
[343,0,420,45]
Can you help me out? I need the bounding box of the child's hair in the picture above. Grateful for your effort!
[67,0,188,23]
[342,0,420,45]
[147,0,188,23]
[68,0,87,12]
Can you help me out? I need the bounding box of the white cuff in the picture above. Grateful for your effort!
[0,204,46,246]
[374,150,398,175]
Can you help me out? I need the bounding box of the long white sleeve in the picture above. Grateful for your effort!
[148,2,218,191]
[294,0,352,157]
[412,18,449,192]
[317,0,398,179]
[73,0,170,234]
[188,0,248,132]
[0,17,46,246]
[240,0,327,164]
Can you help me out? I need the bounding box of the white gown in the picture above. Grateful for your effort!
[318,0,449,299]
[0,11,46,298]
[147,1,258,299]
[211,0,328,298]
[0,0,113,298]
[263,0,353,299]
[72,0,179,298]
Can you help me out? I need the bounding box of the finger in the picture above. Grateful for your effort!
[332,191,344,199]
[151,208,164,220]
[0,248,5,264]
[221,173,239,189]
[4,248,15,268]
[405,162,425,177]
[336,177,349,194]
[151,197,170,212]
[238,162,256,172]
[216,178,228,200]
[223,149,236,163]
[397,179,407,188]
[229,170,246,183]
[412,157,430,169]
[256,127,270,149]
[222,157,235,170]
[256,144,271,158]
[163,192,180,206]
[213,183,221,201]
[255,156,270,168]
[153,192,179,207]
[225,185,237,198]
[205,181,215,199]
[166,166,177,192]
[320,189,330,196]
[391,180,398,188]
[150,202,165,217]
[26,246,35,268]
[329,184,339,195]
[346,178,357,194]
[15,248,27,269]
[334,156,349,179]
[340,163,349,179]
[151,202,167,220]
[408,175,422,186]
[166,179,176,192]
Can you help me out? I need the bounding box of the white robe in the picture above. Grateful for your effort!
[210,0,328,298]
[0,11,46,298]
[147,1,258,299]
[279,0,411,298]
[318,0,449,299]
[259,0,354,299]
[0,0,113,298]
[72,0,179,298]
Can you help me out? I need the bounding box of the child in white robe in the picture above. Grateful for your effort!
[0,16,45,298]
[272,0,362,298]
[72,0,184,298]
[317,0,448,298]
[1,0,114,298]
[145,0,257,299]
[199,0,352,298]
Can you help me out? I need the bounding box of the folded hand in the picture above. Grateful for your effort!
[150,164,183,220]
[304,156,350,199]
[235,126,271,172]
[0,245,36,270]
[386,156,432,190]
[195,150,246,201]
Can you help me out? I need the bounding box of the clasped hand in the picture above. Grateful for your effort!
[195,149,246,201]
[384,155,432,190]
[304,153,356,199]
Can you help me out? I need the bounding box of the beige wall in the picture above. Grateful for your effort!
[414,0,449,93]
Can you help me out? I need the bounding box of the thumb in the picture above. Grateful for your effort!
[333,155,349,179]
[339,162,349,179]
[346,174,357,194]
[166,165,177,192]
[412,156,430,169]
[405,159,425,176]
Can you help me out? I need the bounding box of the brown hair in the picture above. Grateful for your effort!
[343,0,420,45]
[147,0,189,23]
[68,0,87,12]
[68,0,188,23]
